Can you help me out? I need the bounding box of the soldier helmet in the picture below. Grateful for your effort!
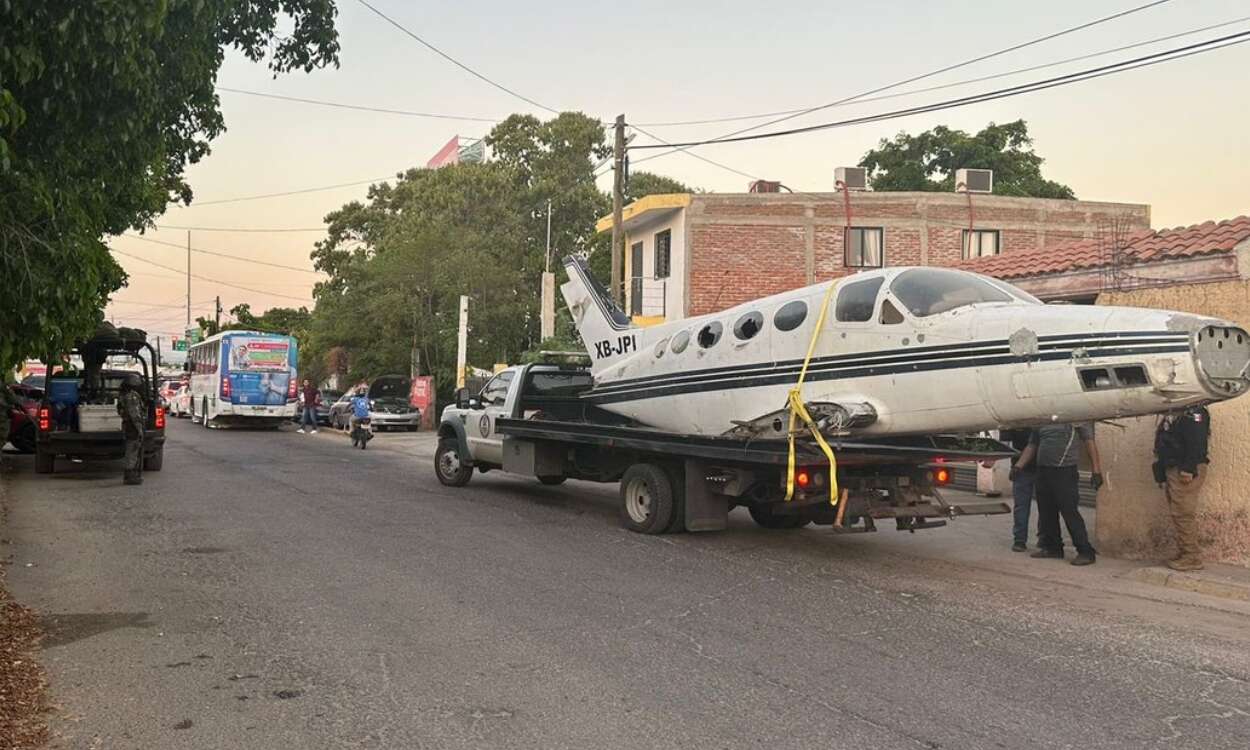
[121,373,144,390]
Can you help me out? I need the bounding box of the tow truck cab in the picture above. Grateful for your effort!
[33,330,167,475]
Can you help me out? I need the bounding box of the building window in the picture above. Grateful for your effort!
[845,227,884,268]
[962,229,1000,259]
[654,230,672,279]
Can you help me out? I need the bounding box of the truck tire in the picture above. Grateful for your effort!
[748,504,808,529]
[538,475,566,486]
[144,448,164,472]
[619,463,676,535]
[434,439,473,487]
[34,448,54,474]
[11,423,36,454]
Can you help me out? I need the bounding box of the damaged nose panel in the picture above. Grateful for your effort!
[1194,325,1250,398]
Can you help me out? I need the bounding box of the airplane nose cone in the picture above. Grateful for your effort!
[1194,324,1250,398]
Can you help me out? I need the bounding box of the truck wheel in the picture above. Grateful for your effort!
[434,440,473,487]
[34,448,54,474]
[11,423,36,454]
[538,475,566,486]
[748,504,808,529]
[619,463,676,535]
[144,448,164,472]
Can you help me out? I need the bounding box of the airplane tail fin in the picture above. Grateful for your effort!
[560,256,637,372]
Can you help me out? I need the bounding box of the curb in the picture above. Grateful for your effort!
[1122,565,1250,603]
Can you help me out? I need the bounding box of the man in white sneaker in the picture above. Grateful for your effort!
[298,379,320,434]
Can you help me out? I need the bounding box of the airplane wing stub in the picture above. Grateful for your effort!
[726,401,878,440]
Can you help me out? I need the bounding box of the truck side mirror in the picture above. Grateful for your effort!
[455,387,471,409]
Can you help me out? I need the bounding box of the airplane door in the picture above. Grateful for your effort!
[468,370,514,465]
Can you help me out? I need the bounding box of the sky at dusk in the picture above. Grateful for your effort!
[105,0,1250,342]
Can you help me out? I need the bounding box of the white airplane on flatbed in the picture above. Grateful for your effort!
[560,257,1250,439]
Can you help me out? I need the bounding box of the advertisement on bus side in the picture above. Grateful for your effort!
[222,335,296,406]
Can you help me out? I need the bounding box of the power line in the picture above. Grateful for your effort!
[356,0,559,114]
[109,248,314,304]
[633,0,1176,165]
[630,31,1250,152]
[632,14,1250,127]
[155,223,327,233]
[216,86,501,123]
[191,176,394,206]
[123,233,325,275]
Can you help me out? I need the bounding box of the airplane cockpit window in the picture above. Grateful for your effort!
[773,300,807,331]
[835,277,884,323]
[734,311,764,340]
[671,330,691,354]
[697,321,723,348]
[880,299,905,325]
[890,268,1013,317]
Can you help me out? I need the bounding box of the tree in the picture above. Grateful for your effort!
[858,120,1075,199]
[0,2,340,370]
[623,171,697,203]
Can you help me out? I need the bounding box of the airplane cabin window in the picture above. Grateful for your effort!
[890,268,1013,317]
[670,330,691,354]
[880,299,905,325]
[773,300,808,331]
[835,277,884,323]
[697,321,723,348]
[734,311,764,340]
[654,338,669,358]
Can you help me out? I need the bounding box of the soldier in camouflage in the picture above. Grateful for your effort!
[117,373,148,485]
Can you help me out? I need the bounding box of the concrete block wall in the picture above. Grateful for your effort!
[684,192,1150,316]
[1095,280,1250,567]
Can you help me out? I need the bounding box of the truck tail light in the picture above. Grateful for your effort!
[795,469,811,488]
[221,376,231,400]
[38,406,50,432]
[154,406,166,429]
[933,467,951,485]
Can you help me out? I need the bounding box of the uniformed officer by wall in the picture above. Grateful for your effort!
[1153,406,1211,571]
[117,373,148,485]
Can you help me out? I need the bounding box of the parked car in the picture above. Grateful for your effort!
[366,375,420,432]
[328,391,356,430]
[157,378,182,407]
[5,383,42,453]
[294,388,341,426]
[169,385,193,418]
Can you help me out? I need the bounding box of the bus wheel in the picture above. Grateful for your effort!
[619,463,676,535]
[202,399,211,429]
[434,440,472,486]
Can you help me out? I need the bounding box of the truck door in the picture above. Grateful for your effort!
[467,370,514,465]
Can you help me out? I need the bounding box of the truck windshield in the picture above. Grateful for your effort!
[890,268,1014,317]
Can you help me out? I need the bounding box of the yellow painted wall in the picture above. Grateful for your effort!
[1095,280,1250,566]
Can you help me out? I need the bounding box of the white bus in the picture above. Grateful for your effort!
[187,330,298,427]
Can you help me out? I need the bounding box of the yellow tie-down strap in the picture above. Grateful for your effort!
[786,279,840,507]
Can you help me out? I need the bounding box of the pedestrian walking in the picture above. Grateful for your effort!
[1001,428,1036,552]
[1152,406,1211,571]
[298,379,319,434]
[1012,422,1103,565]
[117,373,148,486]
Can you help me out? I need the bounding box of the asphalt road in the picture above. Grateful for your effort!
[3,420,1250,749]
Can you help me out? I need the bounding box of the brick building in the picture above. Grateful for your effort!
[596,189,1150,322]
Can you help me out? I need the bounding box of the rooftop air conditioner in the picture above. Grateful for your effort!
[749,180,781,193]
[955,168,993,193]
[834,166,867,191]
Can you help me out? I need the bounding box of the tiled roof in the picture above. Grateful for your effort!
[961,215,1250,279]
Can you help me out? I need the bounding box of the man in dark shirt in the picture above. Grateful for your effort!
[298,379,319,434]
[1153,406,1211,571]
[1001,428,1036,552]
[1013,422,1103,565]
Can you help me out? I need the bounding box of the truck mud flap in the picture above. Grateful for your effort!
[683,459,728,532]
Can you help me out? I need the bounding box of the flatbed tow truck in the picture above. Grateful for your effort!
[437,361,1013,535]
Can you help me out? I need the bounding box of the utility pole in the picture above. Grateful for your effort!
[186,230,192,328]
[611,114,626,305]
[541,199,555,341]
[455,295,469,390]
[214,296,222,333]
